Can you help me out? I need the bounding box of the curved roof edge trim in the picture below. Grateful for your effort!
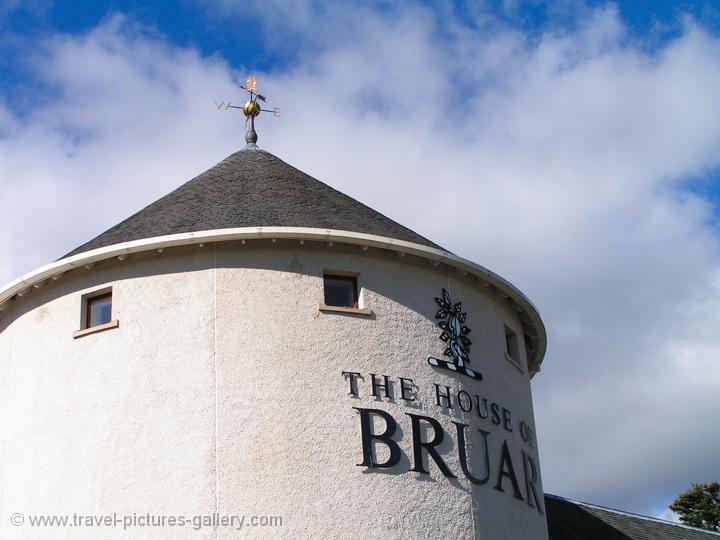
[0,227,547,374]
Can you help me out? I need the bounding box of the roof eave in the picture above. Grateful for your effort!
[0,227,547,374]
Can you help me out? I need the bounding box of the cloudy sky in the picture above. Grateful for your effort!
[2,0,720,522]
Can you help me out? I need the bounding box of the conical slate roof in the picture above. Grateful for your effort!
[64,148,441,258]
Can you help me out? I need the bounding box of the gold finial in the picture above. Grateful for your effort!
[215,75,280,148]
[243,100,261,118]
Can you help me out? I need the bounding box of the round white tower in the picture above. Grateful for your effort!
[0,147,548,539]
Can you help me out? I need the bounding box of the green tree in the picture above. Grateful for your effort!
[669,482,720,531]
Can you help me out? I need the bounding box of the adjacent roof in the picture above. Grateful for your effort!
[545,494,720,540]
[65,148,441,258]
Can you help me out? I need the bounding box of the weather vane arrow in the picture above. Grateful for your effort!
[215,76,279,148]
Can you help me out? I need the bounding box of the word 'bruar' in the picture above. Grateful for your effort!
[354,407,543,515]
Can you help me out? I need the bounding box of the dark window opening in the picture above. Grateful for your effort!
[323,275,358,308]
[505,325,520,362]
[86,293,112,328]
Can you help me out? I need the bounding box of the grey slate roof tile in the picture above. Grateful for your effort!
[546,494,720,540]
[64,148,441,258]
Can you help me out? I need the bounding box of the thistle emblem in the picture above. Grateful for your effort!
[428,288,482,380]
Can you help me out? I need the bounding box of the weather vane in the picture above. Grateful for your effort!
[215,76,280,148]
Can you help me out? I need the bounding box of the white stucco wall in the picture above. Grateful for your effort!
[0,240,548,539]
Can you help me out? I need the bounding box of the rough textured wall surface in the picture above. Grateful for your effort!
[0,241,548,539]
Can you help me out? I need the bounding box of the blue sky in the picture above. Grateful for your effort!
[4,1,720,104]
[2,0,720,524]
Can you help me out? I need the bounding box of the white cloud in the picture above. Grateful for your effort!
[655,506,680,523]
[1,2,720,516]
[0,16,244,280]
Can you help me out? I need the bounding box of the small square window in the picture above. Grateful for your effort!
[74,287,118,338]
[323,275,358,308]
[505,325,520,362]
[85,292,112,329]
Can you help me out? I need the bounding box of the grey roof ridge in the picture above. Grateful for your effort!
[544,493,720,536]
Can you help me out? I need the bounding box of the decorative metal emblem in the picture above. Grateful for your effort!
[428,288,483,380]
[215,76,280,148]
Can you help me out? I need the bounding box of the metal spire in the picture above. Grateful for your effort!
[215,76,280,149]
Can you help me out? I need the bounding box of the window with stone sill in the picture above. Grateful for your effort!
[74,287,118,338]
[319,273,372,316]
